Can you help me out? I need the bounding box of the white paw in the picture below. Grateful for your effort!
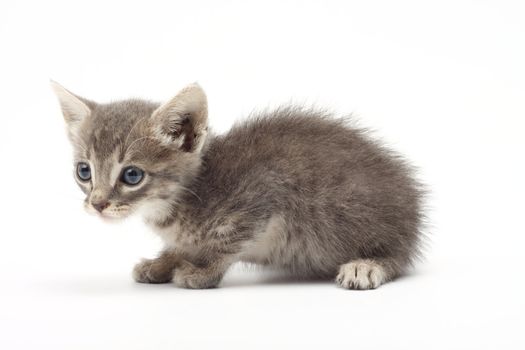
[336,260,386,290]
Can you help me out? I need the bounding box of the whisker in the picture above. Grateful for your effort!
[179,185,203,203]
[125,136,159,155]
[123,118,146,152]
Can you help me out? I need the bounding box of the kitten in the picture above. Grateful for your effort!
[52,81,425,289]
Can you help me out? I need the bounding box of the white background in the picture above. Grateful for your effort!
[1,0,524,349]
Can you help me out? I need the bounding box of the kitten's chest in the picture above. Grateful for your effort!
[147,210,243,258]
[141,200,204,249]
[150,219,203,250]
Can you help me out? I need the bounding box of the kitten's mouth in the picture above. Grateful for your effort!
[99,208,132,220]
[99,212,129,220]
[84,202,133,220]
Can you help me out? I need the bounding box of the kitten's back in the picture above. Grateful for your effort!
[198,107,424,277]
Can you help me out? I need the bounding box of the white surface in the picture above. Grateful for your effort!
[1,0,524,349]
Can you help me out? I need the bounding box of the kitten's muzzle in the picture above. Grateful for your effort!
[92,200,110,213]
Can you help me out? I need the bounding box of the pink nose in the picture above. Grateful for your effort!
[92,201,110,213]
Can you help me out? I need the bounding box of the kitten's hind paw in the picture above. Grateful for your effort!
[132,258,175,284]
[336,259,387,290]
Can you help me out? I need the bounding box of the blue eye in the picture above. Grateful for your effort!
[121,166,144,185]
[77,162,91,181]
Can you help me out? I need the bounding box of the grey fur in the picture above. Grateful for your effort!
[53,82,426,290]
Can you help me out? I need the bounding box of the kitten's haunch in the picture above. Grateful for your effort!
[53,81,426,289]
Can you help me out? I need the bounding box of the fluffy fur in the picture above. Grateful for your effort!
[53,82,425,289]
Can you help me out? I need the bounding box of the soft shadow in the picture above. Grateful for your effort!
[36,267,429,295]
[37,276,177,296]
[221,265,431,289]
[220,268,332,288]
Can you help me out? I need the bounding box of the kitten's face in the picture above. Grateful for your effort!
[52,82,208,222]
[71,101,184,221]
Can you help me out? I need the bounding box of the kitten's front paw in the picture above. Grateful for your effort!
[173,268,221,289]
[133,258,174,284]
[336,259,386,290]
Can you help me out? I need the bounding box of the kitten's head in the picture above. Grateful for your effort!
[52,82,208,222]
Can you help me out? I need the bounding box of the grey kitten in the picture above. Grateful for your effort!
[52,82,425,290]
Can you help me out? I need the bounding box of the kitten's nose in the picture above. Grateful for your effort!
[92,200,110,213]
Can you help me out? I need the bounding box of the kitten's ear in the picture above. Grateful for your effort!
[50,80,92,126]
[151,83,208,153]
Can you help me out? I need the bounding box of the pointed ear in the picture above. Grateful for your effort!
[50,80,92,125]
[151,83,208,153]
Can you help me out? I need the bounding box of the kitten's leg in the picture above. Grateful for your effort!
[133,250,180,284]
[173,257,232,289]
[335,258,398,290]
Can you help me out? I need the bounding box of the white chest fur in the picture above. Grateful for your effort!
[139,199,199,248]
